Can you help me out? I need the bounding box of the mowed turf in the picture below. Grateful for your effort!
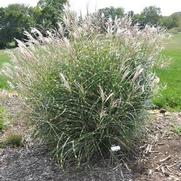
[154,33,181,111]
[0,50,10,89]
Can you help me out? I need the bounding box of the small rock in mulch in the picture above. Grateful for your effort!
[159,109,167,114]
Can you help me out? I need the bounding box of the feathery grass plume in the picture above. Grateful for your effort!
[2,10,166,167]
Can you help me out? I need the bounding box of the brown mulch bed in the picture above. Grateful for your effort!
[134,111,181,181]
[0,91,181,181]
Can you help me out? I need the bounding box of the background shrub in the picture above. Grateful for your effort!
[3,12,165,167]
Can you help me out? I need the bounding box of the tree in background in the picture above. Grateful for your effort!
[161,16,178,29]
[91,7,124,33]
[140,6,161,26]
[0,4,35,48]
[0,2,181,49]
[94,6,161,29]
[127,10,134,18]
[130,6,161,28]
[0,8,6,48]
[0,0,68,48]
[36,0,67,29]
[98,6,124,20]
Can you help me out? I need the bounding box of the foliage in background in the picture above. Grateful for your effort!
[0,0,67,49]
[136,6,161,27]
[1,2,181,49]
[3,11,165,167]
[37,0,67,29]
[91,7,125,33]
[0,4,35,49]
[98,6,124,20]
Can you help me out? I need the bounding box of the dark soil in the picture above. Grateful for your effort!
[1,143,133,181]
[0,91,181,181]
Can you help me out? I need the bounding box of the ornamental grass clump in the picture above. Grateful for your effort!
[3,11,165,167]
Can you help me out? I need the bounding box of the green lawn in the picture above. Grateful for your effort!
[0,50,10,89]
[153,33,181,111]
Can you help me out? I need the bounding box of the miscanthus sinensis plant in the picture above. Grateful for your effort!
[3,11,165,167]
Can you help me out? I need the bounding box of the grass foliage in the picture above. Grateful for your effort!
[2,133,23,147]
[3,12,165,167]
[173,126,181,136]
[0,51,10,89]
